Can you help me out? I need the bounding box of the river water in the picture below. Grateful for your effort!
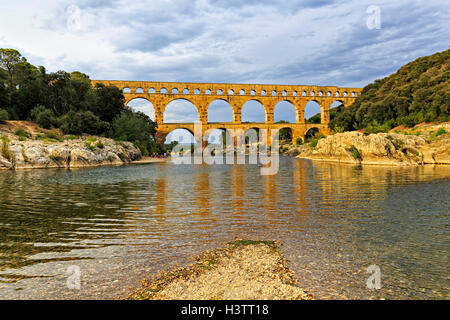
[0,157,448,299]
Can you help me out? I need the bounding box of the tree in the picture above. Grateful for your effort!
[93,83,125,123]
[112,109,158,155]
[0,48,23,88]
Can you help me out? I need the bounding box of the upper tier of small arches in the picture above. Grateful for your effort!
[121,86,361,98]
[93,81,362,99]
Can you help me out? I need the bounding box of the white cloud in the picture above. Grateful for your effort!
[0,0,449,124]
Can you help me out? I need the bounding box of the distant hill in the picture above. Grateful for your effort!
[330,49,449,133]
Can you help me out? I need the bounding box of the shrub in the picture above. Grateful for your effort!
[334,126,345,133]
[348,145,362,160]
[308,132,326,148]
[36,130,64,142]
[0,135,11,160]
[434,128,446,137]
[295,137,303,145]
[60,110,110,135]
[30,105,55,129]
[45,130,64,142]
[95,141,105,149]
[14,128,31,140]
[0,109,8,123]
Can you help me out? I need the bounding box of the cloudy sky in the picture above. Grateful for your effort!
[0,0,448,141]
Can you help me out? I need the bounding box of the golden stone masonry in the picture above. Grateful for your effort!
[92,80,362,145]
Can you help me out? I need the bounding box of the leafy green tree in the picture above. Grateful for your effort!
[93,83,125,122]
[331,48,450,131]
[0,48,23,88]
[112,109,158,155]
[30,105,55,129]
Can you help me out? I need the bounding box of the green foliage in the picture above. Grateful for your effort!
[386,135,404,150]
[434,128,446,136]
[14,128,30,139]
[36,130,64,143]
[112,109,158,156]
[347,145,362,160]
[364,120,393,134]
[334,125,345,133]
[308,132,325,148]
[330,49,450,131]
[21,146,29,162]
[295,137,303,145]
[66,135,78,140]
[164,141,179,153]
[83,137,104,151]
[30,105,55,129]
[0,109,8,123]
[60,110,110,135]
[0,135,11,160]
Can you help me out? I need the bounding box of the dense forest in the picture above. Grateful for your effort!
[330,48,449,133]
[0,48,162,155]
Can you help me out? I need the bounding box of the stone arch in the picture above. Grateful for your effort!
[274,100,296,123]
[148,88,156,94]
[241,99,266,123]
[277,126,293,143]
[160,87,168,94]
[136,87,144,93]
[123,87,131,93]
[207,99,233,123]
[171,88,179,94]
[228,89,234,95]
[126,97,155,121]
[239,89,245,95]
[304,127,320,140]
[304,100,321,124]
[164,98,200,123]
[183,88,189,94]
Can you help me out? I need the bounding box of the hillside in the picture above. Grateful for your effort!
[330,49,450,132]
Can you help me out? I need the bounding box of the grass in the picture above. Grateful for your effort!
[431,128,446,138]
[14,128,31,140]
[21,146,29,162]
[36,130,64,143]
[83,137,105,151]
[0,135,11,160]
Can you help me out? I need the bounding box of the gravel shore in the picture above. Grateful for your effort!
[128,240,312,300]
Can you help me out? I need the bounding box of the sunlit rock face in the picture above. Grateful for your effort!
[0,133,141,170]
[289,126,449,166]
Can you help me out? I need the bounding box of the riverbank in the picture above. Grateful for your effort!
[128,240,312,300]
[132,156,169,164]
[281,122,449,166]
[0,121,142,170]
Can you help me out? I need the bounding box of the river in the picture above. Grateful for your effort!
[0,157,448,299]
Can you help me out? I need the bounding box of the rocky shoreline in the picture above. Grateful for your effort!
[281,122,449,166]
[0,121,142,170]
[128,240,312,300]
